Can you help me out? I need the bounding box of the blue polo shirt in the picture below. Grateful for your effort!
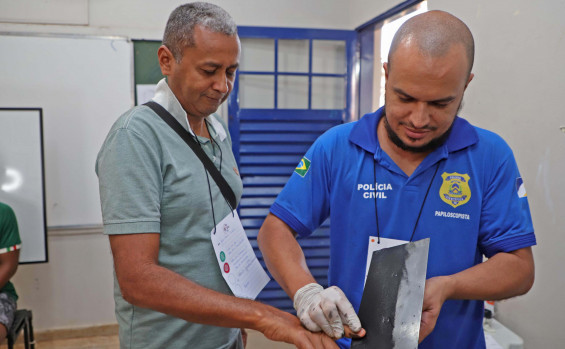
[270,107,536,349]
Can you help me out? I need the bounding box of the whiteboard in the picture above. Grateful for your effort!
[0,34,133,227]
[0,109,47,263]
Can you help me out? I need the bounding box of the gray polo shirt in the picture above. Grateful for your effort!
[96,79,243,349]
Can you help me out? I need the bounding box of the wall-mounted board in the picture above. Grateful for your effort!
[0,108,47,263]
[0,33,133,228]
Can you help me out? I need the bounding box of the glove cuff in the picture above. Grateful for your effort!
[293,282,323,312]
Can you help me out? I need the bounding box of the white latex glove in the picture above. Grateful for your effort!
[293,283,362,339]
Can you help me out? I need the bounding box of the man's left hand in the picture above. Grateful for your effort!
[419,276,452,343]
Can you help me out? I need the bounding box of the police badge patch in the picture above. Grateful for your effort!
[439,172,471,208]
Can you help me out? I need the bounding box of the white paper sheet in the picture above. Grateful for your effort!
[211,210,270,300]
[364,236,408,286]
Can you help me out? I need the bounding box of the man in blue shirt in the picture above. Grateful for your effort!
[258,10,536,349]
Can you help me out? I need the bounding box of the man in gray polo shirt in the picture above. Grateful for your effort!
[96,2,350,349]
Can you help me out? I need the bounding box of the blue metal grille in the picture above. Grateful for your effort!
[229,27,356,313]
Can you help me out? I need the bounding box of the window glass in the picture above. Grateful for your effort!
[278,39,309,73]
[239,75,274,108]
[312,40,346,74]
[240,38,274,72]
[311,77,345,109]
[278,75,309,109]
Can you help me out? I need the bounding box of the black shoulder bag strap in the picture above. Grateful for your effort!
[144,101,237,210]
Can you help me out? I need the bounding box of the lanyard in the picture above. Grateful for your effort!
[373,161,440,243]
[144,101,236,211]
[194,121,230,234]
[144,101,235,234]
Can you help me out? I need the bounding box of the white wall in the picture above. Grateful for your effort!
[0,0,384,333]
[11,230,116,330]
[349,0,405,29]
[0,0,355,39]
[3,2,563,347]
[429,1,565,348]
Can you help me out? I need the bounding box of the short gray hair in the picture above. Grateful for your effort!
[163,2,237,62]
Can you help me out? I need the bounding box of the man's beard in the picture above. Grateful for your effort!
[381,97,463,153]
[382,114,455,154]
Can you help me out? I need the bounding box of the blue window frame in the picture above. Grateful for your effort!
[229,26,356,312]
[356,0,426,116]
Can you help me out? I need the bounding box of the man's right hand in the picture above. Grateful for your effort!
[293,283,364,339]
[259,309,340,349]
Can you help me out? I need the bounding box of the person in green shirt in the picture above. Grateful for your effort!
[96,2,360,348]
[0,202,21,343]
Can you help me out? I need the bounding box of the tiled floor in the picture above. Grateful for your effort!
[12,334,119,349]
[10,329,294,349]
[246,330,295,349]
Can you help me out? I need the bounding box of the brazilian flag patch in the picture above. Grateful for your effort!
[294,157,311,177]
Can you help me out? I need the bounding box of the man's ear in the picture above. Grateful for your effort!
[158,45,175,76]
[383,62,389,81]
[464,73,474,90]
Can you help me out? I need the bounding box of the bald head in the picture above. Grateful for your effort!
[388,10,474,75]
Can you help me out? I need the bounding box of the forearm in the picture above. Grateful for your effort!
[257,214,316,298]
[257,215,365,340]
[0,265,15,290]
[443,247,535,301]
[119,261,285,332]
[110,233,343,347]
[0,251,19,290]
[419,247,534,342]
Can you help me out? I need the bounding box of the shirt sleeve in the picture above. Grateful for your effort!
[270,136,332,237]
[0,204,22,251]
[478,140,536,257]
[96,126,163,235]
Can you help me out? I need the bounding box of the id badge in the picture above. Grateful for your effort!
[364,236,408,287]
[210,210,270,300]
